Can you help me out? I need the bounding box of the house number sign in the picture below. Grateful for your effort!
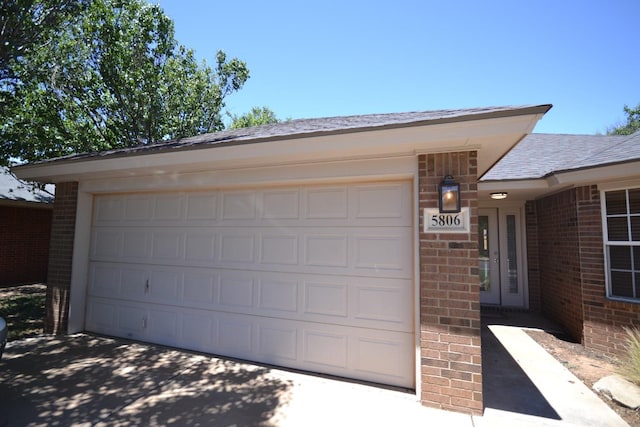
[423,207,470,233]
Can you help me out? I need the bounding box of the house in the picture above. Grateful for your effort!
[480,131,640,357]
[17,103,637,416]
[0,167,54,286]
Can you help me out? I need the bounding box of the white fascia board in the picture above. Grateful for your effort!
[14,112,544,183]
[548,161,640,187]
[479,179,549,192]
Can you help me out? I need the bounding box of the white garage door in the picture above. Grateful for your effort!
[85,181,415,388]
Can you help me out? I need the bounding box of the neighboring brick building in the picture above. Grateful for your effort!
[0,168,54,286]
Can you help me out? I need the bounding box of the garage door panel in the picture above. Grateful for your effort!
[219,232,255,264]
[303,329,348,368]
[261,189,300,219]
[186,193,218,220]
[185,232,216,262]
[154,194,184,221]
[92,183,411,229]
[117,305,146,338]
[86,297,414,388]
[222,191,257,220]
[183,271,216,304]
[147,308,178,346]
[303,235,348,268]
[148,270,179,301]
[120,268,147,299]
[92,229,124,259]
[87,180,414,388]
[180,311,215,352]
[218,315,253,355]
[351,183,409,220]
[86,299,117,332]
[92,227,410,279]
[125,196,153,221]
[94,195,124,223]
[259,233,299,266]
[355,286,408,323]
[88,262,412,331]
[257,323,297,362]
[123,230,151,260]
[219,273,254,308]
[353,333,415,381]
[90,264,121,297]
[303,280,348,317]
[257,278,298,312]
[352,229,412,274]
[305,187,348,219]
[151,230,184,261]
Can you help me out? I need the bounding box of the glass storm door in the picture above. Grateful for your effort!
[479,208,525,307]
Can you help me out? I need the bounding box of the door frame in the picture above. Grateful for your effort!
[478,203,529,309]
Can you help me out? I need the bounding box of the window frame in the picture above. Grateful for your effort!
[601,185,640,303]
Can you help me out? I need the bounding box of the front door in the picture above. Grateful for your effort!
[479,208,525,307]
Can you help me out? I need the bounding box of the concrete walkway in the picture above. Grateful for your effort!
[0,314,629,426]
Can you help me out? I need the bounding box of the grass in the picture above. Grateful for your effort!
[0,288,46,341]
[619,326,640,386]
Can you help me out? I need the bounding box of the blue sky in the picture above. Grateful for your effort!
[156,0,639,135]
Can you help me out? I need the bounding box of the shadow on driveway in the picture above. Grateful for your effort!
[481,324,560,419]
[0,334,292,426]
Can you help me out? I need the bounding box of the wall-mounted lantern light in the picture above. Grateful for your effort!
[439,175,461,213]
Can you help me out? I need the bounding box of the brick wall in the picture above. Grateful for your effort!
[534,188,584,341]
[0,205,52,286]
[531,185,640,357]
[45,182,78,334]
[419,152,482,415]
[577,186,640,357]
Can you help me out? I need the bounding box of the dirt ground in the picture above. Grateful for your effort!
[526,329,640,426]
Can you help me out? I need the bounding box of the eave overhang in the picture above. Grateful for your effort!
[13,105,551,184]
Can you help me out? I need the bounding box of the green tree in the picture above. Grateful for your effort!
[0,0,86,83]
[229,106,280,129]
[1,0,249,165]
[607,103,640,136]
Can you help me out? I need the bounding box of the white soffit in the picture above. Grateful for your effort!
[14,110,547,183]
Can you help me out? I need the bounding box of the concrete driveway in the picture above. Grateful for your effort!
[0,313,629,427]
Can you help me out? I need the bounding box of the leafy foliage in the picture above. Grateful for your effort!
[607,103,640,136]
[229,106,280,129]
[0,0,249,165]
[0,0,86,83]
[618,327,640,386]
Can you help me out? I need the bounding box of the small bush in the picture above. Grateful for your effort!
[618,327,640,386]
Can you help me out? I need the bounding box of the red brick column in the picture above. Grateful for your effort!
[45,182,78,334]
[418,152,482,415]
[536,188,584,341]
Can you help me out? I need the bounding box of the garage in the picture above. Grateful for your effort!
[14,105,553,413]
[85,180,415,388]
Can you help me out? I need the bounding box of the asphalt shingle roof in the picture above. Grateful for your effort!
[483,132,640,181]
[26,105,550,165]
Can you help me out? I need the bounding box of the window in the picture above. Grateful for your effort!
[604,188,640,301]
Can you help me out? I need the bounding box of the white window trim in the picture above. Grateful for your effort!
[600,186,640,303]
